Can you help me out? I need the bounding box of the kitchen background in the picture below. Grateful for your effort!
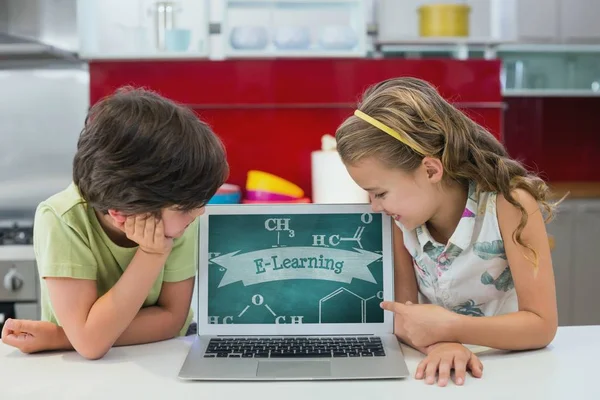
[0,0,598,330]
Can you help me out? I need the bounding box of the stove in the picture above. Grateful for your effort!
[0,219,34,246]
[0,219,39,329]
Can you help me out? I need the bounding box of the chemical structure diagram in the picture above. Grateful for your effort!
[209,289,384,325]
[208,294,305,325]
[318,287,384,324]
[238,294,276,319]
[264,212,375,250]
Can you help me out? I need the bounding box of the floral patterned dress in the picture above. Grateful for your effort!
[396,181,518,317]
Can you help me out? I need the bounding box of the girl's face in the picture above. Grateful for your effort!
[346,157,443,231]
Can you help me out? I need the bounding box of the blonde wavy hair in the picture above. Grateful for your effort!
[335,77,557,268]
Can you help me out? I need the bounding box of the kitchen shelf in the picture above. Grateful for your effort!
[219,0,367,58]
[376,37,510,46]
[498,44,600,53]
[378,42,600,60]
[501,51,600,94]
[77,0,209,60]
[503,89,600,97]
[375,37,512,60]
[374,40,600,96]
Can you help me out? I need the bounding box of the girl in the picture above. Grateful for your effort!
[335,77,558,387]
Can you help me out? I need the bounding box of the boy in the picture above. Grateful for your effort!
[1,87,228,359]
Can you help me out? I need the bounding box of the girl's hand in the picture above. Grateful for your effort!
[381,301,460,348]
[418,342,484,386]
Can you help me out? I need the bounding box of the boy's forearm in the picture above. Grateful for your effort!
[53,305,184,350]
[113,306,185,346]
[450,311,557,350]
[70,250,168,356]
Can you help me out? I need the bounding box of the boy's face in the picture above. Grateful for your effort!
[161,207,205,239]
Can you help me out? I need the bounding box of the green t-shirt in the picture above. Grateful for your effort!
[33,183,197,337]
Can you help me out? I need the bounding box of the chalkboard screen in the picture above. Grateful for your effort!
[204,206,389,329]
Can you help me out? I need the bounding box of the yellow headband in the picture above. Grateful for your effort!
[353,110,427,156]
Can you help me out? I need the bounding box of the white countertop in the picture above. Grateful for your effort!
[1,325,598,400]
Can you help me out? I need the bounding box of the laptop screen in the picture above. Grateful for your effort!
[207,211,385,325]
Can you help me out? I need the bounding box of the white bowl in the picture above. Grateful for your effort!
[273,26,311,50]
[319,25,358,50]
[230,26,268,50]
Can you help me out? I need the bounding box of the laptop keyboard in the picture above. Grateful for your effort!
[203,336,386,358]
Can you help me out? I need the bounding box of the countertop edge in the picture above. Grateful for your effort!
[548,181,600,199]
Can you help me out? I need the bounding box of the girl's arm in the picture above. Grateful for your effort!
[392,223,484,386]
[449,189,559,350]
[392,222,419,305]
[392,223,434,354]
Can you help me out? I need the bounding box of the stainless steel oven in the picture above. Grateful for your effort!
[0,220,39,331]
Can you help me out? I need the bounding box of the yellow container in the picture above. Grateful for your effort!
[246,170,304,198]
[418,4,470,37]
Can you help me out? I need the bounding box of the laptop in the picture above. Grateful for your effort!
[178,203,409,381]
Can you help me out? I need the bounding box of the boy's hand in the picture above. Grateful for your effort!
[123,214,173,255]
[417,342,483,386]
[1,319,68,353]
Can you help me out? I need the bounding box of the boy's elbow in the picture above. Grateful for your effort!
[72,336,112,360]
[76,344,110,360]
[162,307,190,338]
[167,317,187,338]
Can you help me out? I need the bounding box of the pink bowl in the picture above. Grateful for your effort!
[245,190,298,202]
[216,183,241,194]
[242,197,311,204]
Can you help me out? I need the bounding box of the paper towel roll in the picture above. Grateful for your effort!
[311,150,369,204]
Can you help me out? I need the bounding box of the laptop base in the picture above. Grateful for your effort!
[178,334,410,381]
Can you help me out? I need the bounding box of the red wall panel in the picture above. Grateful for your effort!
[89,59,503,196]
[90,59,502,104]
[503,97,600,182]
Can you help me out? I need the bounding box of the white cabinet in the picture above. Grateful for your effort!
[219,0,366,58]
[515,0,560,42]
[514,0,600,44]
[376,0,418,41]
[572,201,600,325]
[547,199,600,326]
[376,0,600,47]
[546,201,575,327]
[77,0,209,59]
[376,0,516,42]
[560,0,600,43]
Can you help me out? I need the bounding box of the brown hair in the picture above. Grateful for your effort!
[73,86,228,215]
[336,77,557,268]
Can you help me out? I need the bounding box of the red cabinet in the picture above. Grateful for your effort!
[504,97,600,182]
[90,59,503,196]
